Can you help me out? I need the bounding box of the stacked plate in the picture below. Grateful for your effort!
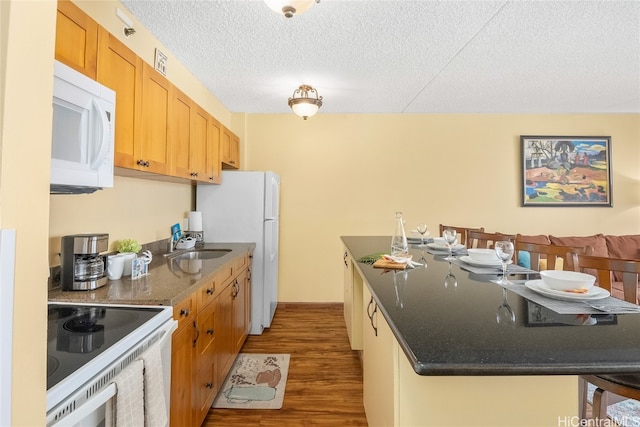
[459,255,509,268]
[427,242,465,252]
[525,280,610,301]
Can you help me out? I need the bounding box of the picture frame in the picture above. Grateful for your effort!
[524,302,617,327]
[520,135,612,207]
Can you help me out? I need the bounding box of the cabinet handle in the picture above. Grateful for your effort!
[370,303,378,337]
[191,172,198,177]
[137,159,150,167]
[344,251,348,267]
[209,176,215,181]
[205,382,213,389]
[206,288,214,295]
[367,296,378,337]
[180,308,190,317]
[207,328,214,335]
[193,321,199,347]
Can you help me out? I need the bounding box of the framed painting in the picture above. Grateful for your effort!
[524,302,617,327]
[521,135,612,207]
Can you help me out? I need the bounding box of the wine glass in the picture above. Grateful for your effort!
[496,288,516,325]
[443,228,458,261]
[444,262,457,289]
[494,241,515,284]
[416,223,428,244]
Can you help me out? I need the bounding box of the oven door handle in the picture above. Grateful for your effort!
[49,383,116,427]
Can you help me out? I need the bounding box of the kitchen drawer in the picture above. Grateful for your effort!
[194,360,217,426]
[196,278,216,312]
[235,251,250,272]
[217,260,235,288]
[196,298,217,370]
[173,294,195,331]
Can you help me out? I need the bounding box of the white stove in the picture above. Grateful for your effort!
[46,302,176,426]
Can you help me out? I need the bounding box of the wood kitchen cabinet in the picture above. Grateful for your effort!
[170,251,252,427]
[170,295,196,427]
[55,0,98,79]
[170,87,193,179]
[96,27,142,170]
[206,116,222,184]
[138,63,171,175]
[190,105,210,182]
[362,284,398,427]
[221,126,240,169]
[232,253,251,353]
[56,3,240,185]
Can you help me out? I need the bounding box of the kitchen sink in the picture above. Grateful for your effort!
[169,249,232,260]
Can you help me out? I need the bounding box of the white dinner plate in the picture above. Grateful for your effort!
[459,255,511,268]
[427,242,465,251]
[525,280,610,301]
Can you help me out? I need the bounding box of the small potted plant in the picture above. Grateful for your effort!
[117,239,142,276]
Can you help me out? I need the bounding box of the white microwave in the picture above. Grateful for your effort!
[51,60,116,194]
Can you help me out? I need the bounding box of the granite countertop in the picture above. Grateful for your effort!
[48,242,255,307]
[342,236,640,376]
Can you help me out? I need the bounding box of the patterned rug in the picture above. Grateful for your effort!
[212,353,290,410]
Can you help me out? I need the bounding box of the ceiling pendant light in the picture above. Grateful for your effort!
[264,0,319,18]
[288,85,323,120]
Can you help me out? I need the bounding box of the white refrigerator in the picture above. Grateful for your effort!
[196,171,279,335]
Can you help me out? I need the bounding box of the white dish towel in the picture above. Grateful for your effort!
[139,342,168,427]
[113,359,144,427]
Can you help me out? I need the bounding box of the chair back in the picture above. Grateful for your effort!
[438,225,484,246]
[567,254,640,303]
[514,239,593,271]
[467,230,515,249]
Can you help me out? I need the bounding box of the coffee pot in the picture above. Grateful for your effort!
[60,234,109,291]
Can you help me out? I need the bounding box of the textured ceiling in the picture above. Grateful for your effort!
[120,0,640,114]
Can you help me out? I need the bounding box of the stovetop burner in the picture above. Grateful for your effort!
[47,303,162,390]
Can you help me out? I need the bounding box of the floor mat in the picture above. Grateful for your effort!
[212,353,290,410]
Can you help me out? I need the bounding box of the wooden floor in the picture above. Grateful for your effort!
[203,303,369,426]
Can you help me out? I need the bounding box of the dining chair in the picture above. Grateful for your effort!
[567,254,640,420]
[438,225,484,246]
[466,230,515,249]
[514,239,593,271]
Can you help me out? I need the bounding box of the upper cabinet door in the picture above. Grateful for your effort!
[207,117,222,184]
[139,63,171,175]
[55,0,98,79]
[96,27,142,170]
[170,88,193,179]
[221,126,240,169]
[190,105,209,182]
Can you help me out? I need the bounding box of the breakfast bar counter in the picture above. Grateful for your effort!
[342,236,640,426]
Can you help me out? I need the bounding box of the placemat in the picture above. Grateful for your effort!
[493,281,640,315]
[452,258,537,276]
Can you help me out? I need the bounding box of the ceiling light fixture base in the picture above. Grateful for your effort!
[264,0,320,18]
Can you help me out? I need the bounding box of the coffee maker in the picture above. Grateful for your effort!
[60,234,109,291]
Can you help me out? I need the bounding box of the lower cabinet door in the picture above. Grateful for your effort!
[362,285,397,427]
[170,322,194,427]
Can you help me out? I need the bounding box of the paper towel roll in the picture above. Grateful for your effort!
[188,211,203,231]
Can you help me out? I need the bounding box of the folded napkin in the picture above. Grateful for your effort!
[373,254,422,269]
[114,359,144,427]
[138,342,168,427]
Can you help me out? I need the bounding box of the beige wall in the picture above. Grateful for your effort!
[245,114,640,303]
[48,176,192,263]
[3,0,639,424]
[1,1,56,425]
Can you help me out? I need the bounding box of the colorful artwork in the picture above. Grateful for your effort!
[521,136,612,207]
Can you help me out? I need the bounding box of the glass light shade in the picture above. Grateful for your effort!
[290,101,319,120]
[264,0,316,17]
